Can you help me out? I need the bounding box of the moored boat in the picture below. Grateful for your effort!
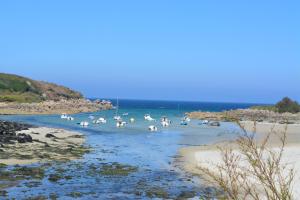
[93,117,107,124]
[114,115,122,121]
[98,117,107,124]
[80,121,89,127]
[199,120,209,125]
[180,121,188,125]
[148,125,158,132]
[144,114,155,121]
[60,113,68,119]
[67,116,74,121]
[183,116,191,122]
[209,121,220,126]
[113,98,122,121]
[160,116,171,127]
[116,120,127,128]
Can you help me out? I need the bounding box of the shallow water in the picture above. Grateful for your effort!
[0,100,248,199]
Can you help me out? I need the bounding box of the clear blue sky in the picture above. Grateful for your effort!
[0,1,299,103]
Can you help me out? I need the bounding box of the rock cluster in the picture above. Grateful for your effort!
[17,133,33,143]
[188,109,300,123]
[0,99,112,115]
[0,120,33,145]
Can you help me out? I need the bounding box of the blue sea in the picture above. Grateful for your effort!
[0,99,256,199]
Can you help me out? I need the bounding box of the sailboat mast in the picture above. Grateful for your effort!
[116,98,119,116]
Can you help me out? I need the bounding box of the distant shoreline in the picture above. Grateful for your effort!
[187,108,300,124]
[0,99,112,115]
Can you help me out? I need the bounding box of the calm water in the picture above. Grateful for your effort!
[0,100,254,199]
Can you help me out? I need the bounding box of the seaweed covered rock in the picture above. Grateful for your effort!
[0,120,33,144]
[17,133,33,143]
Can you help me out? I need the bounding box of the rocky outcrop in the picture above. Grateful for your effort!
[0,126,89,165]
[16,133,33,143]
[0,120,34,145]
[0,99,112,115]
[187,109,300,124]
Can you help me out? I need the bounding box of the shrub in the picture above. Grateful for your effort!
[275,97,300,114]
[199,121,295,200]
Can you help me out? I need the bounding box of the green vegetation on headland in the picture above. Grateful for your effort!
[0,73,83,103]
[251,97,300,114]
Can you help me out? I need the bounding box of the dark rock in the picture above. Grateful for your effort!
[17,133,32,143]
[209,121,221,126]
[48,173,63,182]
[145,187,169,199]
[49,193,58,200]
[0,120,34,145]
[177,191,196,199]
[12,166,45,179]
[67,191,83,198]
[45,133,56,138]
[0,190,7,197]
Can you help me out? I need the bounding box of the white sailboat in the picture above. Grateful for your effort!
[160,116,171,127]
[80,121,89,127]
[67,116,74,121]
[93,117,107,124]
[113,98,122,121]
[144,114,155,121]
[148,125,158,132]
[116,120,127,128]
[60,113,68,119]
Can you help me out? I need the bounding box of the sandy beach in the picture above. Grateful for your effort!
[0,127,89,165]
[179,121,300,199]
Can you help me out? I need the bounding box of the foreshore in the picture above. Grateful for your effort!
[178,120,300,199]
[0,124,89,165]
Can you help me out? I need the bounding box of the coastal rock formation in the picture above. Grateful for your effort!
[0,120,33,145]
[16,133,33,143]
[0,125,89,165]
[0,73,112,114]
[187,109,300,123]
[0,99,112,114]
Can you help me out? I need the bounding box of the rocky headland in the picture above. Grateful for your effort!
[0,73,112,114]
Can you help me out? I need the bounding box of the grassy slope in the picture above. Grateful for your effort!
[0,73,83,103]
